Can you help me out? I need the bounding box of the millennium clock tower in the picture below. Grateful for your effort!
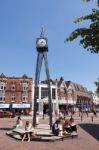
[33,28,52,128]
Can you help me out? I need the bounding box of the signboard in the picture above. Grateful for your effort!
[12,103,31,108]
[76,103,90,108]
[0,104,10,108]
[67,99,76,104]
[59,100,66,104]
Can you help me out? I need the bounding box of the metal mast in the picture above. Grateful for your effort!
[33,28,52,129]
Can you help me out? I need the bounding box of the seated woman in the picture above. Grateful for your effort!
[52,119,60,136]
[22,121,36,142]
[12,116,23,129]
[69,118,77,132]
[16,116,23,128]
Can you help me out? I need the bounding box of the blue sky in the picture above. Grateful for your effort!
[0,0,99,92]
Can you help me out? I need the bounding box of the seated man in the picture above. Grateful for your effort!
[69,118,77,132]
[63,119,71,133]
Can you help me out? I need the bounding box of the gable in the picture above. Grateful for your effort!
[59,81,67,93]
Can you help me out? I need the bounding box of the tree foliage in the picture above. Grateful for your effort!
[65,0,99,53]
[94,78,99,95]
[82,0,99,6]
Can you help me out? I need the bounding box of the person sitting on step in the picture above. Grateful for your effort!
[22,121,36,142]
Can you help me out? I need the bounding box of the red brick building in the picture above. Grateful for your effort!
[57,77,93,112]
[0,73,32,115]
[0,73,93,115]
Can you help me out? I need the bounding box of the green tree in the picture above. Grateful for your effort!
[82,0,99,6]
[94,78,99,96]
[65,0,99,53]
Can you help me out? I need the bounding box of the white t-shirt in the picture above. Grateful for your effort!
[25,123,34,132]
[16,119,23,127]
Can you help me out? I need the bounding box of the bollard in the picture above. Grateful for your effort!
[91,115,93,122]
[81,115,83,121]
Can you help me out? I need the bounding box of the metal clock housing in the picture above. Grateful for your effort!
[37,39,47,47]
[36,38,48,52]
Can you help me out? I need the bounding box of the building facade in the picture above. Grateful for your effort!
[57,77,93,112]
[32,77,93,114]
[32,79,58,115]
[0,73,32,115]
[0,73,93,115]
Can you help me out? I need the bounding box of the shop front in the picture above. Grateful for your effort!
[0,103,10,111]
[37,98,57,115]
[11,103,32,115]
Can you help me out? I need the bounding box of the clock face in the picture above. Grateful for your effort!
[37,39,47,47]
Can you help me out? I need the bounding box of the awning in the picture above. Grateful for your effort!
[12,103,31,108]
[0,104,10,108]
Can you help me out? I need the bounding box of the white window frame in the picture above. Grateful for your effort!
[0,92,5,102]
[11,83,16,90]
[11,93,16,102]
[0,82,6,90]
[21,82,28,91]
[22,92,28,102]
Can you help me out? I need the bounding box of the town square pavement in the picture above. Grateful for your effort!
[0,113,99,150]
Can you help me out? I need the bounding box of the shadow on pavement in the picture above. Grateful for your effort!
[0,127,12,131]
[79,123,99,141]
